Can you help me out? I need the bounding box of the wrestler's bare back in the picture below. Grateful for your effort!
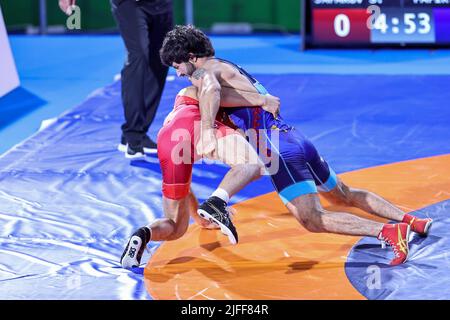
[192,58,259,94]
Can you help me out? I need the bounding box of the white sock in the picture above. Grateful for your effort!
[211,188,230,203]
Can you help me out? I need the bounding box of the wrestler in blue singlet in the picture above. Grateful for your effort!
[215,58,338,204]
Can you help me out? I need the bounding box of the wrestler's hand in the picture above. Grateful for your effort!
[59,0,76,15]
[197,128,217,159]
[262,94,280,118]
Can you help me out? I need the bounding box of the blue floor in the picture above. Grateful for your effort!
[0,87,46,130]
[1,35,450,299]
[0,36,126,155]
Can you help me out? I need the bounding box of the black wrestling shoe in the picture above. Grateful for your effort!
[120,227,151,269]
[142,136,158,154]
[197,196,238,245]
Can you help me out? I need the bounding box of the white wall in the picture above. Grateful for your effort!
[0,5,20,98]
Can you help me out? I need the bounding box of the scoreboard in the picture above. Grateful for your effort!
[302,0,450,48]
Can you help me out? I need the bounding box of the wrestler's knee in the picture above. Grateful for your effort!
[288,196,326,233]
[298,207,327,233]
[248,164,263,181]
[325,180,353,206]
[166,218,189,240]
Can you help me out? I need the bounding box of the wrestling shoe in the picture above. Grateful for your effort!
[202,207,236,234]
[378,223,410,266]
[198,196,238,244]
[120,227,151,269]
[402,213,433,236]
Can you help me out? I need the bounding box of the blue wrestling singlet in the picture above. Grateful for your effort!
[215,58,338,204]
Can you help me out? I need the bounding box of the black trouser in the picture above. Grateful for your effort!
[111,0,173,147]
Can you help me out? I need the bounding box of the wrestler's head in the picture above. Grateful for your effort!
[160,25,215,77]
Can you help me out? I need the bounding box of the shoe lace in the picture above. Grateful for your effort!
[208,200,229,222]
[379,235,400,258]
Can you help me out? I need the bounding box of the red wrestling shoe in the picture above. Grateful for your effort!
[402,213,433,236]
[378,223,410,266]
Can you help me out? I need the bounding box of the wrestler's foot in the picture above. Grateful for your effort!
[378,223,410,266]
[120,227,151,269]
[402,213,433,236]
[201,207,236,236]
[198,196,238,245]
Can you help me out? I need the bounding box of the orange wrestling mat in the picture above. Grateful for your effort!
[144,154,450,299]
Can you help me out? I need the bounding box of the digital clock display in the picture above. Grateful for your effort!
[305,0,450,46]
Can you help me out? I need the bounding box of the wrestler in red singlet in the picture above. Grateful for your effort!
[157,95,235,200]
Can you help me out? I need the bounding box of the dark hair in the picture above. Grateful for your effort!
[160,25,215,66]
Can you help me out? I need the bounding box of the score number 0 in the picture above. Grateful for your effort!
[334,13,350,38]
[334,14,351,37]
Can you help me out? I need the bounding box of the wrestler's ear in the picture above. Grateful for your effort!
[188,53,197,63]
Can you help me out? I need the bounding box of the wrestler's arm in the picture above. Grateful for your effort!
[194,69,222,158]
[188,78,280,117]
[183,85,280,117]
[185,85,269,107]
[219,87,266,107]
[219,87,280,118]
[196,69,222,131]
